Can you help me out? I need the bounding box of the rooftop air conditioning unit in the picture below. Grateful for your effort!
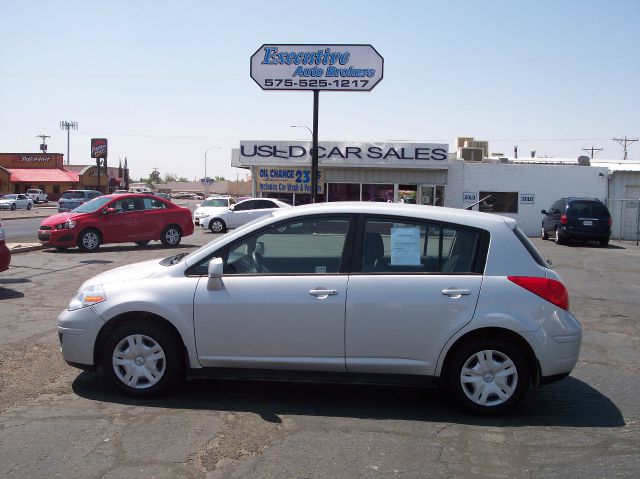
[461,147,484,162]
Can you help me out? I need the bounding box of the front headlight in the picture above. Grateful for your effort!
[68,285,107,311]
[56,220,76,230]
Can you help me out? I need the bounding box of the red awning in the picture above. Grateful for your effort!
[7,168,79,183]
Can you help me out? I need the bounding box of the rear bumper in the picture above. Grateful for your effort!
[560,226,610,240]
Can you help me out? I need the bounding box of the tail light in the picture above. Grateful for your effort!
[560,214,568,224]
[608,217,612,227]
[508,276,569,310]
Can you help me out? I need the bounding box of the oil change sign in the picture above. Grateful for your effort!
[257,167,325,194]
[251,44,383,91]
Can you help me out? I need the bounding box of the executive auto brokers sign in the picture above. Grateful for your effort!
[250,44,383,91]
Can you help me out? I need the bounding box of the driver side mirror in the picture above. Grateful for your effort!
[207,257,224,291]
[541,209,548,215]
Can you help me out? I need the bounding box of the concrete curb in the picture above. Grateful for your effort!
[7,243,44,254]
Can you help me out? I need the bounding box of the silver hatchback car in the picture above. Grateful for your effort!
[58,202,581,415]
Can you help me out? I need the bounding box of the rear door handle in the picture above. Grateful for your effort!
[309,289,338,298]
[442,288,471,298]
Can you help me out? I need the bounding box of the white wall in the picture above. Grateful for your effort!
[458,162,609,236]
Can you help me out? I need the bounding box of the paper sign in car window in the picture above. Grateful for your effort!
[391,226,421,266]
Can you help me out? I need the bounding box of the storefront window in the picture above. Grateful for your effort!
[398,185,417,204]
[362,184,394,202]
[479,191,518,213]
[327,183,360,202]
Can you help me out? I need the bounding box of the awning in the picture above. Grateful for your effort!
[7,168,79,183]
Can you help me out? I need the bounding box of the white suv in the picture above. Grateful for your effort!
[26,189,48,203]
[57,202,581,415]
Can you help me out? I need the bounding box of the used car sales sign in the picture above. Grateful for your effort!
[251,44,383,91]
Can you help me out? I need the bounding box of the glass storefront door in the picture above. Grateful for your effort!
[417,185,435,205]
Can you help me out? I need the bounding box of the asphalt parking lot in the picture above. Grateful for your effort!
[0,231,638,478]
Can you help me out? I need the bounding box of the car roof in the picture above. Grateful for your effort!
[269,202,517,231]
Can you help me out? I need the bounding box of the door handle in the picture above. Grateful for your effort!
[308,289,338,298]
[441,288,471,298]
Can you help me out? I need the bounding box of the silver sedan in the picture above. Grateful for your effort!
[0,194,34,211]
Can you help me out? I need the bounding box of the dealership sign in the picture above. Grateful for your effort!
[91,138,108,159]
[257,167,325,194]
[250,44,384,91]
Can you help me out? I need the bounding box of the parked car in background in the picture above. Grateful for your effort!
[57,202,581,415]
[541,197,612,247]
[153,192,172,201]
[39,193,194,252]
[193,196,236,225]
[26,189,48,203]
[0,219,10,272]
[0,194,34,211]
[200,198,290,233]
[113,190,129,195]
[58,190,103,213]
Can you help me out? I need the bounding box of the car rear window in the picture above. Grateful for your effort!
[513,227,548,268]
[61,191,85,199]
[567,201,610,217]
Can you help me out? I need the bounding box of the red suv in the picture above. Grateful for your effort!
[0,219,10,271]
[38,194,195,252]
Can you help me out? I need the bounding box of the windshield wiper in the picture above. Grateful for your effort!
[160,252,189,266]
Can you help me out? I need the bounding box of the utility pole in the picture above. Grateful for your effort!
[613,136,638,161]
[36,135,50,153]
[59,121,78,165]
[582,146,603,159]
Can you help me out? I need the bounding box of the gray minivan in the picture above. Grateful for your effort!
[58,190,102,213]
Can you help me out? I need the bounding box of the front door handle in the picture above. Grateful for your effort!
[309,289,338,299]
[442,288,471,298]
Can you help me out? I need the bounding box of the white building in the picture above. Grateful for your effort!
[231,140,639,240]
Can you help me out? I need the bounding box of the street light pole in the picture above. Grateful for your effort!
[204,146,221,197]
[290,122,319,203]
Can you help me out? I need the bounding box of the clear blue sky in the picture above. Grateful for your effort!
[1,0,638,181]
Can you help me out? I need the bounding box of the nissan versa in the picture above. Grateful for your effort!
[57,202,582,415]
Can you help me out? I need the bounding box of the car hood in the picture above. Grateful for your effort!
[194,206,230,215]
[80,258,163,288]
[40,211,87,227]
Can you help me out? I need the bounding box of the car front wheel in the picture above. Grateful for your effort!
[78,229,101,252]
[101,320,184,397]
[27,203,32,210]
[11,203,16,210]
[160,225,182,247]
[446,338,530,415]
[209,218,227,233]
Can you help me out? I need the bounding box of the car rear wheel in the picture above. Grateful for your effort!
[541,225,549,240]
[160,225,182,247]
[599,238,609,248]
[209,218,227,233]
[78,229,101,252]
[135,240,150,247]
[101,320,184,397]
[554,228,565,245]
[446,338,530,415]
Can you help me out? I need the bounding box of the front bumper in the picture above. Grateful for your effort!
[38,228,77,246]
[58,305,105,368]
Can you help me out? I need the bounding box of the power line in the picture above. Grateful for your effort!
[612,136,638,161]
[581,146,603,159]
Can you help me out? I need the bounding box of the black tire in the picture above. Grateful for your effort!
[135,240,150,247]
[27,203,32,210]
[541,225,549,240]
[208,218,227,233]
[160,225,182,247]
[554,228,565,245]
[77,228,101,252]
[11,203,16,210]
[445,338,531,415]
[34,199,39,204]
[599,238,609,248]
[101,319,184,398]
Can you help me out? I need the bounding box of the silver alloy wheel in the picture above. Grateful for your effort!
[112,334,166,389]
[164,228,180,245]
[210,219,224,233]
[459,349,518,407]
[82,231,100,250]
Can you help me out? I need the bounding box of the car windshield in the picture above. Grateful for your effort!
[61,191,86,199]
[202,198,229,207]
[2,195,18,200]
[73,196,112,213]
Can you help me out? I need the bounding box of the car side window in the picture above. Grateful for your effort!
[113,198,137,212]
[255,200,276,209]
[233,201,256,212]
[142,198,166,210]
[361,218,482,274]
